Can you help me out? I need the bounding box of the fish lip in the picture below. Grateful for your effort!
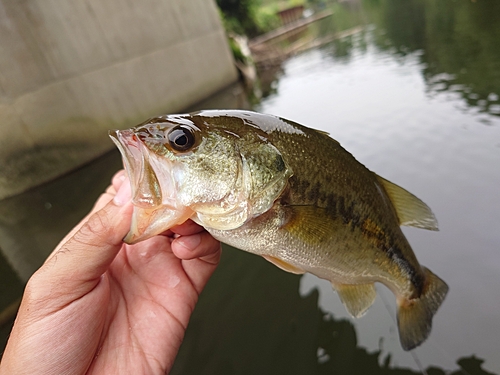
[109,128,190,243]
[109,128,167,207]
[109,129,142,201]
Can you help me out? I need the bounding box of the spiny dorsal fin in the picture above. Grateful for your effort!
[313,128,341,144]
[314,128,330,136]
[376,175,439,231]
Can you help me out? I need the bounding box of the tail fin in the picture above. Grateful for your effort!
[397,267,449,351]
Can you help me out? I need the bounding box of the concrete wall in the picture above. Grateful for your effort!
[0,0,238,200]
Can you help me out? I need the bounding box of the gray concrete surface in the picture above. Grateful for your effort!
[0,81,250,283]
[0,0,238,199]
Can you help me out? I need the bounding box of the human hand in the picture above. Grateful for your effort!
[0,170,221,375]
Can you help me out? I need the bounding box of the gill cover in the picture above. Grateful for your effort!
[109,114,293,243]
[194,140,293,231]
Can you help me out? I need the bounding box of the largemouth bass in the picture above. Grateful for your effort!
[109,110,448,351]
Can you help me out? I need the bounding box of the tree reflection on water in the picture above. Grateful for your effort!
[172,245,494,375]
[342,0,500,121]
[259,0,500,121]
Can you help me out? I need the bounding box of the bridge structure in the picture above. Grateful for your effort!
[0,0,238,200]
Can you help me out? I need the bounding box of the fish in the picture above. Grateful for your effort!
[109,109,448,351]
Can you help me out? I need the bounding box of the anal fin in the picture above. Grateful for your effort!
[263,255,305,275]
[333,283,377,318]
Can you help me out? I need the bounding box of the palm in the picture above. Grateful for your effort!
[87,236,216,373]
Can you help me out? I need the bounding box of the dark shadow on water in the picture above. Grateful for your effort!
[0,250,23,352]
[171,246,494,375]
[0,150,123,281]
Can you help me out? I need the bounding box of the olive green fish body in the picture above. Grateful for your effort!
[205,118,419,291]
[110,110,448,351]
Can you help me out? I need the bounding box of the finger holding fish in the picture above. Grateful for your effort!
[171,223,222,261]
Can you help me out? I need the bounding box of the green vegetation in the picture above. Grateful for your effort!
[217,0,323,37]
[253,5,281,34]
[216,0,277,37]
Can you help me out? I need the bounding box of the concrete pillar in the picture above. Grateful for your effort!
[0,0,238,200]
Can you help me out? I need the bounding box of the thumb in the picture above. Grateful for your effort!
[36,198,133,290]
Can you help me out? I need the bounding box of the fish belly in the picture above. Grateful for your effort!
[206,202,414,295]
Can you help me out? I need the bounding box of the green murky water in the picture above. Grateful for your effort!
[1,0,499,373]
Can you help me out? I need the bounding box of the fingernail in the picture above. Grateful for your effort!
[176,234,201,252]
[113,178,131,206]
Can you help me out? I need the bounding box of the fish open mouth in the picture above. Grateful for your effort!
[109,129,194,243]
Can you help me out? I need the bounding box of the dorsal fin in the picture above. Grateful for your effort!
[313,128,341,144]
[314,128,330,136]
[376,176,438,231]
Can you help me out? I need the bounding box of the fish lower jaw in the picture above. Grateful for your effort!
[125,205,194,244]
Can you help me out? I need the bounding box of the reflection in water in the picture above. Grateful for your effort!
[0,151,123,281]
[0,251,23,352]
[171,246,494,375]
[361,0,500,122]
[269,0,500,125]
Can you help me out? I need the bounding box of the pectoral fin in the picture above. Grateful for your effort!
[376,175,438,231]
[333,283,377,318]
[263,255,305,274]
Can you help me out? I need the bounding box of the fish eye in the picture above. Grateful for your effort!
[167,126,195,152]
